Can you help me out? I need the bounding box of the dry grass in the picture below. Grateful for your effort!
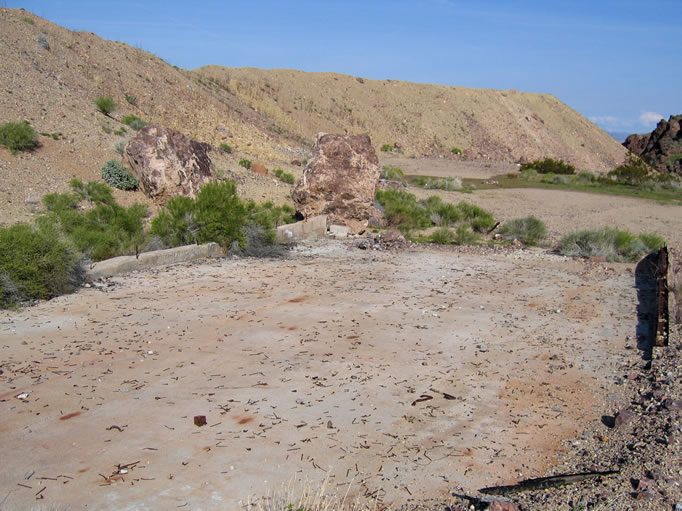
[242,476,385,511]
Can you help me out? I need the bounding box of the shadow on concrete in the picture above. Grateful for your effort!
[635,253,658,361]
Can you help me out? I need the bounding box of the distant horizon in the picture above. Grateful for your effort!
[5,1,680,134]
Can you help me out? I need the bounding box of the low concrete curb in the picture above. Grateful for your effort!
[85,243,224,281]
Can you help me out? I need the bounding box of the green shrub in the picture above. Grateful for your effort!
[457,201,496,232]
[150,195,198,247]
[122,115,147,131]
[239,159,252,170]
[41,183,148,262]
[521,158,575,175]
[152,181,247,250]
[0,223,83,308]
[70,178,115,205]
[114,141,126,155]
[94,96,117,116]
[376,189,431,234]
[451,147,462,155]
[380,166,405,180]
[377,191,495,236]
[430,227,456,244]
[0,121,39,154]
[22,17,34,25]
[280,172,295,184]
[607,155,650,185]
[380,144,394,152]
[125,94,137,106]
[114,126,127,136]
[453,225,479,245]
[499,216,547,245]
[219,143,232,153]
[559,228,665,262]
[553,175,570,185]
[577,171,596,183]
[101,160,138,190]
[520,168,538,180]
[410,176,462,191]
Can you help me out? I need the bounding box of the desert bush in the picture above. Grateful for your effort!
[377,190,495,237]
[152,181,247,250]
[540,172,556,184]
[219,143,232,153]
[552,175,570,185]
[239,159,252,170]
[101,160,138,190]
[125,94,137,106]
[0,121,39,154]
[380,166,405,180]
[520,168,538,180]
[41,183,148,262]
[577,171,596,183]
[499,216,547,245]
[376,189,431,234]
[451,147,462,155]
[607,155,650,185]
[559,228,665,262]
[380,144,394,152]
[150,195,198,247]
[22,16,34,24]
[411,176,462,191]
[122,115,148,131]
[457,201,496,232]
[0,223,83,308]
[37,35,49,50]
[114,141,126,155]
[273,169,295,184]
[70,178,115,205]
[114,126,127,136]
[521,158,575,175]
[94,96,117,116]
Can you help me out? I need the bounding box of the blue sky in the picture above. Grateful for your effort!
[9,0,681,134]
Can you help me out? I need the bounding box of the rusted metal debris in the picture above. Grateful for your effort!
[478,469,620,496]
[654,246,669,347]
[193,415,207,427]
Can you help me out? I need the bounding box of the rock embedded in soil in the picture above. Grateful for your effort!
[292,132,380,233]
[125,124,215,203]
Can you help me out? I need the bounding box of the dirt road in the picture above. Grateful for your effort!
[0,242,640,510]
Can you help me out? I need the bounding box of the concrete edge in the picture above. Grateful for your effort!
[85,242,224,282]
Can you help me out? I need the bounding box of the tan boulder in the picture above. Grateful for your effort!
[292,133,380,233]
[125,124,214,203]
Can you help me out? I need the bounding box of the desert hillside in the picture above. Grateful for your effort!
[197,66,627,170]
[1,7,626,226]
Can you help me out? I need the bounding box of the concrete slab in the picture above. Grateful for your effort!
[276,215,327,241]
[85,242,223,281]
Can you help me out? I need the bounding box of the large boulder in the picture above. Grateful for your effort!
[125,124,215,203]
[292,133,380,233]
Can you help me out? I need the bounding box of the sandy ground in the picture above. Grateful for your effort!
[0,241,641,510]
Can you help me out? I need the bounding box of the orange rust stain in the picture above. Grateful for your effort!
[288,296,307,303]
[237,416,254,425]
[347,335,360,340]
[78,468,89,473]
[288,326,298,331]
[59,411,81,421]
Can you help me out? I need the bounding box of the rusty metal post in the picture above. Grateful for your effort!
[654,246,669,347]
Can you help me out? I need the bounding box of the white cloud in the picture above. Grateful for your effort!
[588,116,633,130]
[639,111,664,126]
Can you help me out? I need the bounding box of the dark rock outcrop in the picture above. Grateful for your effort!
[292,133,380,233]
[623,115,682,176]
[125,124,214,203]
